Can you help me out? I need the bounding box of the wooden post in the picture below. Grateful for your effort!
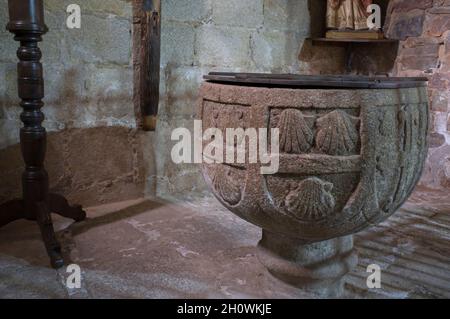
[139,0,161,131]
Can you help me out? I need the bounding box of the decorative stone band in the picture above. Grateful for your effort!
[276,154,361,175]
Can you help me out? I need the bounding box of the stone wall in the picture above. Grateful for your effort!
[152,0,310,198]
[0,0,149,207]
[0,0,310,205]
[385,0,450,189]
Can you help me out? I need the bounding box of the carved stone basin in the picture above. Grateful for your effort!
[198,73,429,296]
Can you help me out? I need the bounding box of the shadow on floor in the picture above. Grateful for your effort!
[0,198,166,268]
[70,199,166,236]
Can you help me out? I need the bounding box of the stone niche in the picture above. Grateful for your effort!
[307,0,391,38]
[300,0,397,76]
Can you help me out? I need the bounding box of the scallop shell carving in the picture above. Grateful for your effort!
[285,178,335,221]
[211,166,242,206]
[279,109,314,154]
[316,110,360,156]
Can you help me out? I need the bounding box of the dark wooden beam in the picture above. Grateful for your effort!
[134,0,161,131]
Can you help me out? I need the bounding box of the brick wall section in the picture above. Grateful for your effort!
[386,0,450,189]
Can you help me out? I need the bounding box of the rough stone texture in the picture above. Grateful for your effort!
[212,0,264,28]
[198,80,429,295]
[387,9,426,40]
[258,233,357,297]
[0,127,146,208]
[1,0,135,138]
[153,0,311,198]
[0,187,448,299]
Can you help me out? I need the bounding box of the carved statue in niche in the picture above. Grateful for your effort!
[327,0,373,30]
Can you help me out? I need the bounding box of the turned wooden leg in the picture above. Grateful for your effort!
[0,200,26,228]
[4,0,85,269]
[36,202,64,269]
[49,194,86,222]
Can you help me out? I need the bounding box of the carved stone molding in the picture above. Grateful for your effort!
[285,178,336,221]
[279,109,314,154]
[316,110,360,156]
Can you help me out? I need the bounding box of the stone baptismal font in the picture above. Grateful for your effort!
[198,73,429,296]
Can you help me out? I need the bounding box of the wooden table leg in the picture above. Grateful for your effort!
[2,0,85,269]
[36,202,64,269]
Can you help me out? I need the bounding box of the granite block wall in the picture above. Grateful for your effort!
[153,0,310,197]
[0,0,311,205]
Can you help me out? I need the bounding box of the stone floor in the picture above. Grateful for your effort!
[0,187,449,299]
